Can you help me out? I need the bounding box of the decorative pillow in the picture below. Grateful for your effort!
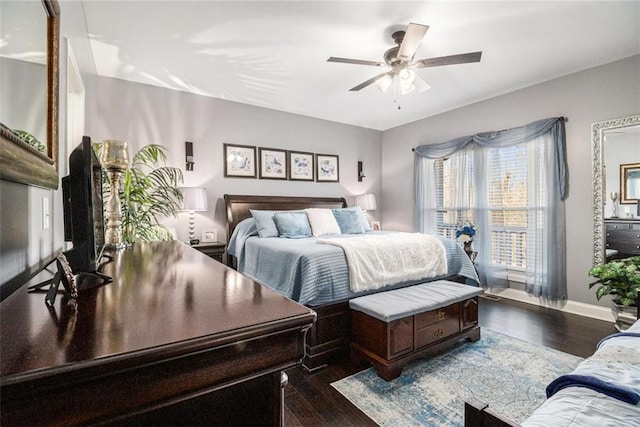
[305,208,342,236]
[333,206,372,232]
[250,210,280,238]
[273,212,312,238]
[333,209,365,234]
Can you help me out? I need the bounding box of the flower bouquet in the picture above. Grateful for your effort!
[455,223,476,244]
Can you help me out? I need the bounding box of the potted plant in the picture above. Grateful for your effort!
[588,256,640,331]
[96,143,183,244]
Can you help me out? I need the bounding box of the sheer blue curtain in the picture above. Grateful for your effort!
[414,117,567,300]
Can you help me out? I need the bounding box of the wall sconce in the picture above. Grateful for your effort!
[185,141,194,171]
[357,161,365,182]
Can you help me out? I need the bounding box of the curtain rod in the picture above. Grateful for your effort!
[411,116,568,151]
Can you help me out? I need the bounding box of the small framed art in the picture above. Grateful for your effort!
[201,229,218,243]
[224,143,256,178]
[316,153,339,182]
[370,221,381,231]
[288,151,315,181]
[259,147,288,180]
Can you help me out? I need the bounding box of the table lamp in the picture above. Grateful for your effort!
[355,193,377,213]
[179,187,208,245]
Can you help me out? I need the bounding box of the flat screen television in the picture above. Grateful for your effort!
[62,136,108,281]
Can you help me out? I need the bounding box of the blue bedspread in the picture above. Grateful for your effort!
[228,218,480,305]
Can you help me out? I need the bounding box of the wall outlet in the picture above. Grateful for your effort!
[42,197,50,230]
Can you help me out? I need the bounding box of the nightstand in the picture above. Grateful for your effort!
[191,242,226,263]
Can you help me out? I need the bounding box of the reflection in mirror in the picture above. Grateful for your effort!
[620,162,640,204]
[0,0,59,189]
[592,116,640,266]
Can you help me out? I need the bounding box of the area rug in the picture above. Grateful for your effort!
[331,329,583,426]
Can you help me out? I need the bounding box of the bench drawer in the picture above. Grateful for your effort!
[415,317,460,348]
[415,303,460,328]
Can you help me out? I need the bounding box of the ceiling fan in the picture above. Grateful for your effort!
[327,23,482,95]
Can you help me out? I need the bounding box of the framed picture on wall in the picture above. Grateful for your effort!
[316,153,339,182]
[224,143,256,178]
[370,221,381,231]
[288,151,314,181]
[258,147,288,180]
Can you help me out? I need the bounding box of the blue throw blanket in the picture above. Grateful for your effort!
[546,374,640,404]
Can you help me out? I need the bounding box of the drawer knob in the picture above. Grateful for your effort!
[434,328,445,338]
[614,225,618,229]
[606,233,610,237]
[435,311,445,320]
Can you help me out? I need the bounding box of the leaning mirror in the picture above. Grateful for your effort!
[592,114,640,266]
[0,0,60,189]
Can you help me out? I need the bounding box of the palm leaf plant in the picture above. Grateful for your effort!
[96,143,183,244]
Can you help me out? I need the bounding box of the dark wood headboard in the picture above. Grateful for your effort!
[224,194,348,242]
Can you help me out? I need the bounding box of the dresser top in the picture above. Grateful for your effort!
[1,241,314,382]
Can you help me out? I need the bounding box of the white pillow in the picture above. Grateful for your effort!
[305,208,342,236]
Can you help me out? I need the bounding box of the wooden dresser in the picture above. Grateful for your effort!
[0,241,315,426]
[605,218,640,258]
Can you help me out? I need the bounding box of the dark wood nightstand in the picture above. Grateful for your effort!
[191,242,226,263]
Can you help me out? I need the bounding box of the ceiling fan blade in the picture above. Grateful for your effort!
[327,57,385,67]
[349,71,393,91]
[412,51,483,68]
[398,23,429,61]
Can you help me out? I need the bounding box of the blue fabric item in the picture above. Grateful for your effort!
[230,231,480,306]
[597,332,640,349]
[349,280,483,322]
[250,210,279,238]
[546,374,640,405]
[333,206,371,232]
[273,212,312,238]
[333,209,365,234]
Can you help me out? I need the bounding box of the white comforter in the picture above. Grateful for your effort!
[317,232,447,292]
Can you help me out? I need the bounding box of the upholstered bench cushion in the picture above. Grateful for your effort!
[349,280,483,322]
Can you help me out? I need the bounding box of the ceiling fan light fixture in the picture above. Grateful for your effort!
[376,74,393,93]
[400,82,415,95]
[413,75,431,93]
[399,68,415,83]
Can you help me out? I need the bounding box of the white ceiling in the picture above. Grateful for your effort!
[82,1,640,131]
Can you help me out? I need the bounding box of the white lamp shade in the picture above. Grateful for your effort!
[355,193,377,211]
[180,187,208,212]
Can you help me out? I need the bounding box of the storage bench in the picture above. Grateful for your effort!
[349,280,483,381]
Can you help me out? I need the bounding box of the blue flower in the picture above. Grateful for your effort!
[455,223,476,242]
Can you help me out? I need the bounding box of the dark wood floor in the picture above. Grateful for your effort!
[283,296,617,426]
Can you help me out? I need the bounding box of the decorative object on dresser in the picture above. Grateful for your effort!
[258,147,287,180]
[101,139,130,249]
[224,143,256,178]
[316,153,339,182]
[201,228,218,243]
[96,143,183,244]
[288,151,314,181]
[179,187,208,245]
[192,242,226,263]
[610,191,619,218]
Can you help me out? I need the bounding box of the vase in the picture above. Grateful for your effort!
[612,302,638,331]
[463,240,477,262]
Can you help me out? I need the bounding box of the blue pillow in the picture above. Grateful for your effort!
[333,209,365,234]
[333,206,372,232]
[250,210,280,238]
[273,212,312,238]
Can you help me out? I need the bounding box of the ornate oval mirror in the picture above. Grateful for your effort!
[592,114,640,266]
[0,0,60,189]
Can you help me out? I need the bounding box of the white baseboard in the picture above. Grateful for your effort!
[486,288,614,323]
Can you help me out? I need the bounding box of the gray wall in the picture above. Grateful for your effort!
[89,76,382,242]
[380,54,640,308]
[0,0,97,291]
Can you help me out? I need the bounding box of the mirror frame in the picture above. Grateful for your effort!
[620,162,640,204]
[591,114,640,266]
[0,0,60,189]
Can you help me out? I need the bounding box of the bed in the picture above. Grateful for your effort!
[224,194,480,371]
